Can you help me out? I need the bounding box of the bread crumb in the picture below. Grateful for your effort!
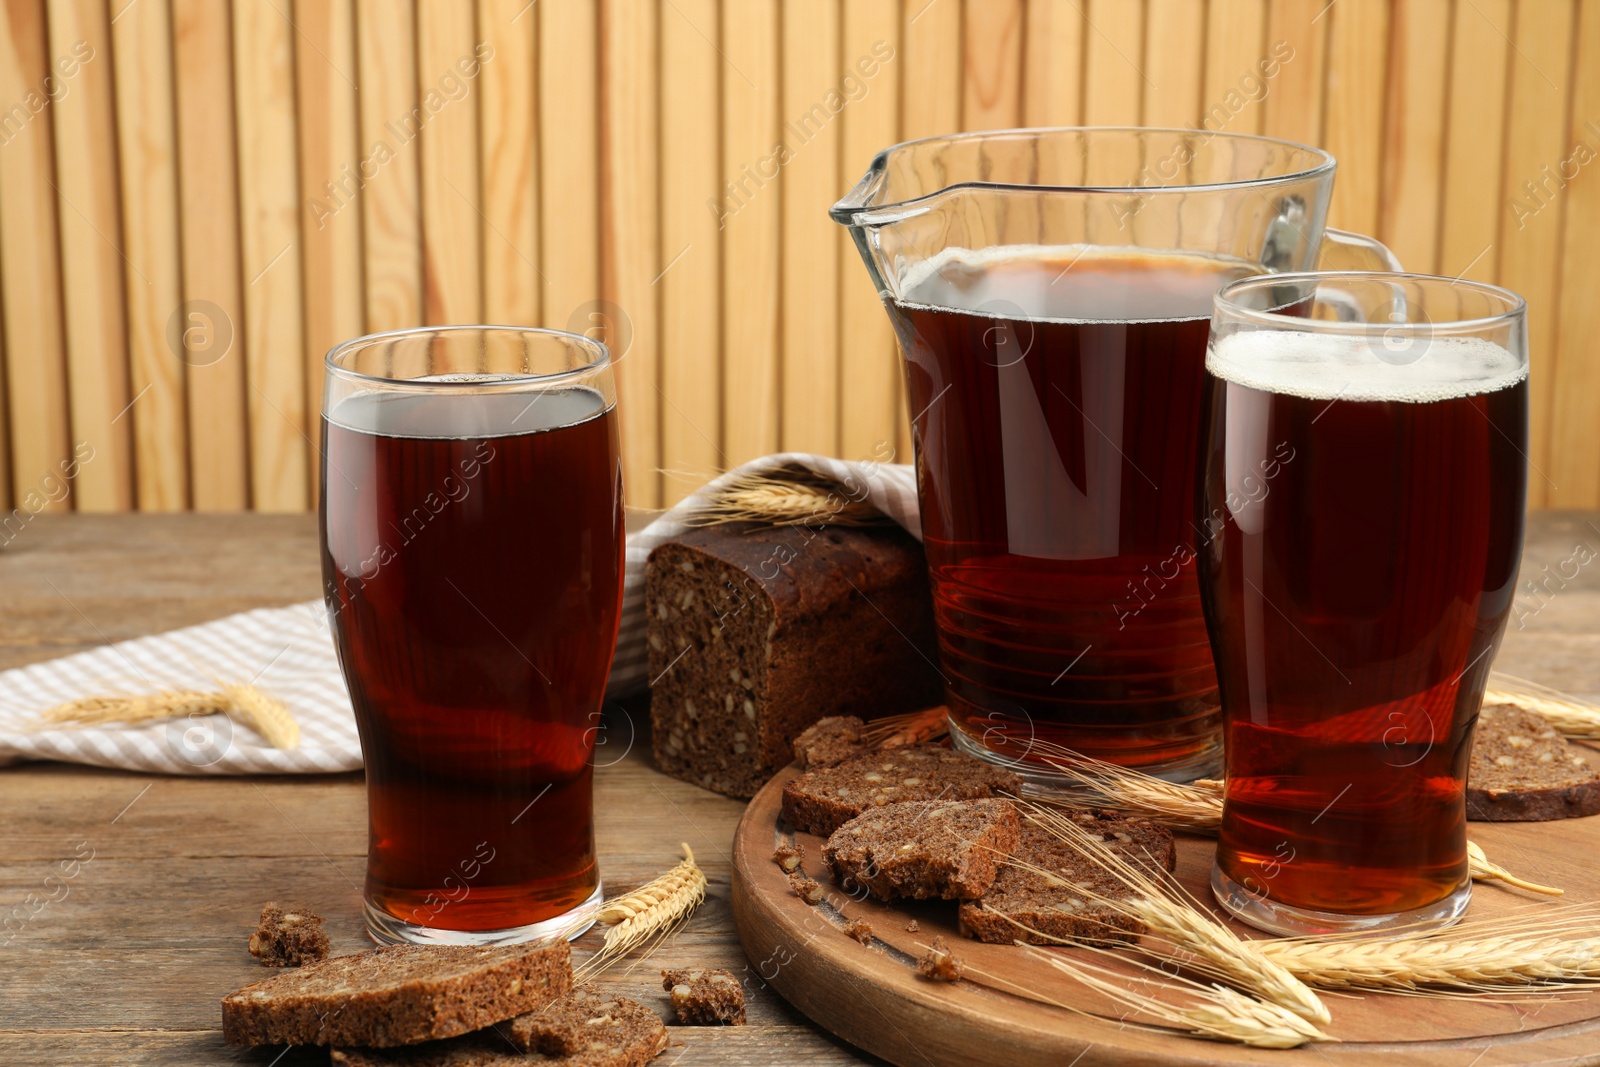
[661,968,746,1025]
[247,902,329,967]
[771,843,804,873]
[842,918,873,944]
[789,874,825,905]
[915,936,963,982]
[905,919,919,933]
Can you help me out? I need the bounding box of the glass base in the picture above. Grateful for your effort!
[364,883,603,946]
[1210,863,1470,937]
[947,714,1223,795]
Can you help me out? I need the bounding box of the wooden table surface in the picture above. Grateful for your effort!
[3,511,1599,1067]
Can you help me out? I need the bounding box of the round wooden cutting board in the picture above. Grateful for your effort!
[731,765,1600,1067]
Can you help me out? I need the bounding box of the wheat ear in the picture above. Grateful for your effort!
[1017,803,1331,1025]
[1257,925,1600,991]
[1486,672,1600,738]
[38,684,300,750]
[860,705,949,748]
[1466,841,1562,896]
[39,690,222,726]
[687,468,887,528]
[1013,945,1334,1049]
[576,843,706,982]
[222,684,299,749]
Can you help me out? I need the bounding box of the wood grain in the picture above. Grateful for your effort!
[960,0,1022,130]
[719,0,781,471]
[1021,0,1083,127]
[1143,0,1202,127]
[1378,0,1451,273]
[1259,0,1327,146]
[172,0,249,510]
[234,0,309,513]
[1549,0,1600,508]
[356,0,423,332]
[112,0,187,512]
[46,0,131,512]
[660,0,724,502]
[599,0,661,508]
[478,0,540,326]
[779,0,842,457]
[838,0,901,464]
[1437,0,1511,281]
[0,0,71,512]
[418,0,483,326]
[1083,0,1142,126]
[294,0,363,498]
[1498,0,1576,511]
[1202,0,1267,135]
[1320,0,1388,236]
[538,0,600,330]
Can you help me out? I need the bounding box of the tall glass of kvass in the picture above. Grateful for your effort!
[832,128,1398,785]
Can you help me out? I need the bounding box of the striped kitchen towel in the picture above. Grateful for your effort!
[0,454,920,774]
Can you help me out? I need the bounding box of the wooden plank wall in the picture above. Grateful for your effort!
[0,0,1594,511]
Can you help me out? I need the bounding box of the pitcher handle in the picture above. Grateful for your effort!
[1318,227,1402,272]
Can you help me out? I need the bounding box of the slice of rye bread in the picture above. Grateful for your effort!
[660,968,747,1025]
[646,522,943,798]
[823,798,1020,901]
[791,716,869,770]
[1468,703,1600,821]
[248,901,330,967]
[223,941,571,1048]
[781,745,1024,837]
[959,811,1177,947]
[333,1013,667,1067]
[502,988,669,1061]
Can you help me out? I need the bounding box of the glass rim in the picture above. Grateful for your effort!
[1214,271,1529,335]
[832,126,1337,224]
[324,324,611,390]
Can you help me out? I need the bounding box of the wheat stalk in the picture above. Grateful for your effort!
[38,685,300,749]
[860,705,949,748]
[1486,672,1600,739]
[1467,841,1562,897]
[575,843,706,982]
[1011,945,1334,1049]
[1031,748,1559,894]
[1257,925,1600,991]
[1017,803,1331,1025]
[686,468,887,528]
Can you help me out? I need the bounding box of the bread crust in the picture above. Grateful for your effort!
[222,941,571,1048]
[1467,704,1600,822]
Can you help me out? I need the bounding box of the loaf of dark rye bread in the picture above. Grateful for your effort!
[959,811,1176,946]
[223,941,571,1047]
[646,522,942,797]
[823,798,1020,901]
[1468,703,1600,821]
[781,745,1023,837]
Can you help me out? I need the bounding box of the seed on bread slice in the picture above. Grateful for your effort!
[791,716,869,770]
[502,987,669,1062]
[223,940,571,1048]
[1468,703,1600,821]
[780,745,1023,837]
[823,798,1020,901]
[959,810,1176,946]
